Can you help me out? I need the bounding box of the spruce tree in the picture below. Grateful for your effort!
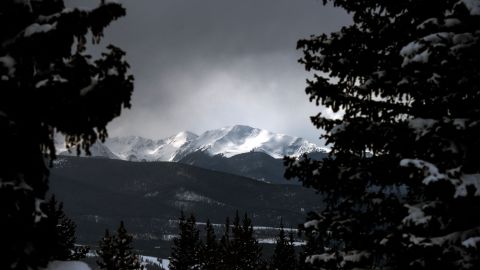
[230,211,263,270]
[115,221,143,270]
[218,217,233,269]
[0,0,133,269]
[270,221,296,270]
[38,195,88,261]
[199,219,219,270]
[170,211,201,270]
[286,0,480,269]
[97,229,117,270]
[97,221,143,270]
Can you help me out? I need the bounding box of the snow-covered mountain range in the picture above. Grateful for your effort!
[56,125,326,161]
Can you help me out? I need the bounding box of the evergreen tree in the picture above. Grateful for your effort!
[218,217,233,269]
[199,219,219,270]
[115,221,143,270]
[0,0,133,269]
[97,229,117,270]
[170,211,201,270]
[38,195,89,261]
[286,0,480,269]
[230,211,263,270]
[297,216,324,270]
[97,221,143,270]
[270,221,296,270]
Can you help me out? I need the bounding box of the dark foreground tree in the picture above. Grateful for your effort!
[97,229,117,270]
[199,219,220,270]
[286,0,480,269]
[97,221,143,270]
[218,217,233,269]
[229,211,263,270]
[270,221,296,270]
[169,211,201,270]
[0,0,133,269]
[39,195,89,261]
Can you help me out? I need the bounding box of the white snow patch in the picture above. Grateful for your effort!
[304,219,320,229]
[444,18,461,27]
[306,253,335,264]
[140,255,159,265]
[79,77,98,96]
[175,190,224,206]
[34,198,47,223]
[43,261,91,270]
[462,236,480,248]
[139,256,169,269]
[258,238,306,246]
[341,250,370,265]
[403,204,431,226]
[400,159,447,184]
[417,18,439,30]
[453,33,475,44]
[400,32,454,66]
[52,74,68,83]
[400,41,423,57]
[330,122,347,135]
[454,174,480,197]
[408,118,438,139]
[453,118,468,130]
[107,67,118,76]
[411,49,430,63]
[36,75,68,88]
[35,79,49,88]
[0,55,16,76]
[24,22,57,37]
[252,226,298,232]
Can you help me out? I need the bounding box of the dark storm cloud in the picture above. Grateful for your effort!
[66,0,351,143]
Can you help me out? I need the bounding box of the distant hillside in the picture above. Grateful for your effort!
[179,151,288,184]
[49,156,322,256]
[179,151,329,185]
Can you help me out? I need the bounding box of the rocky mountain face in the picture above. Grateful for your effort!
[56,125,328,185]
[56,125,327,162]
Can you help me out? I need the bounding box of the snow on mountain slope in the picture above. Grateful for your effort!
[104,136,160,161]
[173,125,324,160]
[58,141,120,160]
[55,125,325,161]
[103,131,198,161]
[150,131,199,161]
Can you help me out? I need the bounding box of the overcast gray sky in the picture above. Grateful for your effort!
[67,0,350,144]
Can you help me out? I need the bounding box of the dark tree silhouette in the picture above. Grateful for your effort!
[270,221,296,270]
[169,211,201,270]
[97,229,117,270]
[0,0,132,268]
[97,221,143,270]
[218,217,232,269]
[38,195,89,261]
[286,0,480,269]
[199,219,220,270]
[229,211,263,270]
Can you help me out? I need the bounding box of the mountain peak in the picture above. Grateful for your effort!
[172,131,198,140]
[164,131,198,150]
[56,125,326,161]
